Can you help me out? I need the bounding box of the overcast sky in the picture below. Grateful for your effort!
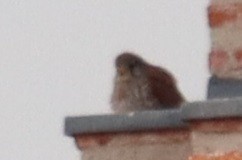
[0,1,210,160]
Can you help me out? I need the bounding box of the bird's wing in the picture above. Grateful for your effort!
[147,65,185,107]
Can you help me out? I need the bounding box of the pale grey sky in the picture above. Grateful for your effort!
[0,1,209,160]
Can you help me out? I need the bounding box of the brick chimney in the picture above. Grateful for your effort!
[207,0,242,99]
[64,1,242,160]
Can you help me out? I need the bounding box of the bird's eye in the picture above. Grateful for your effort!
[129,60,139,70]
[129,63,135,70]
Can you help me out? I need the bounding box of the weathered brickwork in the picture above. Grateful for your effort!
[208,0,242,78]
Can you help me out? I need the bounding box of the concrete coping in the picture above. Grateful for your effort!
[207,76,242,99]
[182,97,242,120]
[65,97,242,137]
[65,109,186,136]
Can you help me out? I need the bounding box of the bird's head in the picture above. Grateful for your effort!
[115,52,146,81]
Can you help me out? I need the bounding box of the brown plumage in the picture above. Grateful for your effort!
[110,52,185,113]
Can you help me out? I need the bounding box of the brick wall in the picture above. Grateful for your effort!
[76,130,191,160]
[70,117,242,160]
[209,0,242,79]
[188,118,242,160]
[190,151,242,160]
[65,99,242,160]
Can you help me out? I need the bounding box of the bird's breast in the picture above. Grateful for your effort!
[111,78,159,112]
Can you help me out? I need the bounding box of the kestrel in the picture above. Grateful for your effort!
[111,52,185,113]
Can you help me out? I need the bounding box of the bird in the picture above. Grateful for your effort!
[110,52,185,113]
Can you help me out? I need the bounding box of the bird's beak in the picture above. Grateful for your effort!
[117,66,127,76]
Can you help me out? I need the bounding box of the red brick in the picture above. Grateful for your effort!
[209,49,229,72]
[75,129,189,150]
[208,4,242,27]
[235,49,242,68]
[189,118,242,132]
[75,133,112,150]
[189,151,242,160]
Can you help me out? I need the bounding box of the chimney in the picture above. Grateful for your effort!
[207,0,242,99]
[64,1,242,160]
